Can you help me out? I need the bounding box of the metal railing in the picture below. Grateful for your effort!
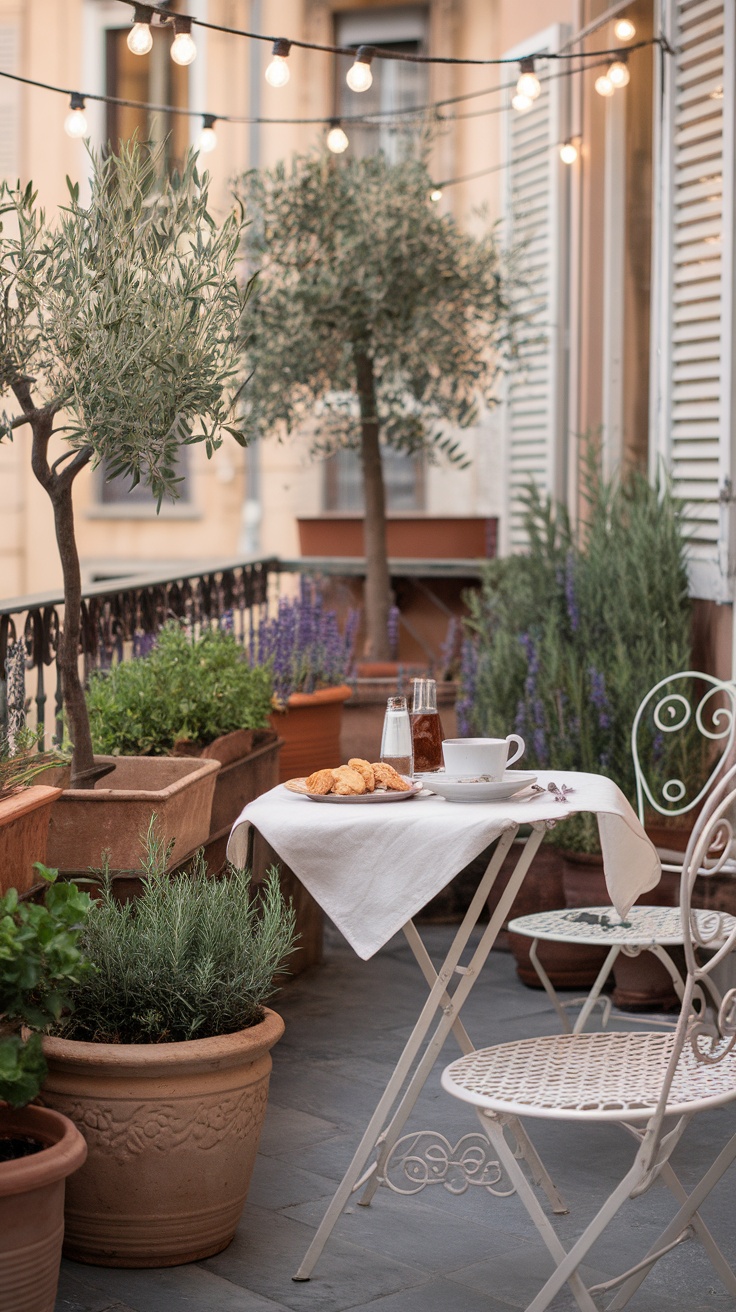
[0,554,486,743]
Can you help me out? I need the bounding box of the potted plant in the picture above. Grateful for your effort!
[0,726,69,898]
[85,624,277,871]
[0,870,90,1310]
[250,578,359,782]
[0,141,249,867]
[462,463,694,1003]
[40,824,297,1267]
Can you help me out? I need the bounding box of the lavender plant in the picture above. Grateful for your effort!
[462,464,694,851]
[251,579,359,704]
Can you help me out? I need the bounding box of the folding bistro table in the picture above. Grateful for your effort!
[227,770,660,1281]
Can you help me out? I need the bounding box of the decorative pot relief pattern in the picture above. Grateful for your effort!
[59,1079,269,1165]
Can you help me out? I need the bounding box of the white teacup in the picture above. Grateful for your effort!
[442,736,525,780]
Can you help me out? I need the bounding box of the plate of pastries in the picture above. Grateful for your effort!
[285,759,423,803]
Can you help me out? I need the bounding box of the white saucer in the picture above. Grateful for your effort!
[414,770,538,803]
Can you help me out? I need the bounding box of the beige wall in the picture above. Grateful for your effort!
[0,0,578,598]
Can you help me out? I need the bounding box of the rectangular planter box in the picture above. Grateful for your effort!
[47,756,219,874]
[200,733,282,872]
[0,785,63,896]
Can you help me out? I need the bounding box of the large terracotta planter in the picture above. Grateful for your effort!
[41,1008,284,1267]
[341,677,457,765]
[271,684,352,782]
[46,755,219,874]
[0,1103,87,1312]
[0,785,62,896]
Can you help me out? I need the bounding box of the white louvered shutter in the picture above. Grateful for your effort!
[501,24,570,552]
[0,24,19,182]
[650,0,736,600]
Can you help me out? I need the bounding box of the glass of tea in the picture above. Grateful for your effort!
[411,678,444,772]
[380,696,414,777]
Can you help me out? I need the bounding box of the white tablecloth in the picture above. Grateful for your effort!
[227,770,661,960]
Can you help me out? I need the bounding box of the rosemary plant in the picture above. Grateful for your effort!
[60,825,297,1044]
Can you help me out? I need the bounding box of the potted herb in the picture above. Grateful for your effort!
[40,825,297,1267]
[0,871,90,1308]
[85,624,277,869]
[251,579,359,781]
[0,141,250,874]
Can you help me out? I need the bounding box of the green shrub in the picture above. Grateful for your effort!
[59,824,297,1044]
[462,465,695,850]
[0,872,92,1106]
[87,623,274,756]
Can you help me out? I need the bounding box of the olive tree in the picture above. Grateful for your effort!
[239,151,516,660]
[0,142,249,786]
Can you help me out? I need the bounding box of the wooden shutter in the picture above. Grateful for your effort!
[501,24,570,552]
[650,0,736,600]
[0,22,19,181]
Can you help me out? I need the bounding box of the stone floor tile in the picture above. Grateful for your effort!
[55,1268,137,1312]
[247,1154,341,1211]
[257,1104,339,1158]
[59,1260,290,1312]
[346,1274,518,1312]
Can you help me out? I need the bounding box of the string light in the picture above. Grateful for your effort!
[430,188,443,202]
[595,73,614,97]
[512,92,533,113]
[559,139,578,164]
[171,16,197,66]
[346,46,374,93]
[607,56,630,88]
[198,114,217,153]
[614,18,636,41]
[265,39,291,88]
[326,121,349,153]
[64,92,88,138]
[127,4,153,56]
[516,57,541,101]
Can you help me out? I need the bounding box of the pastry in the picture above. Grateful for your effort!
[332,765,367,795]
[348,758,375,791]
[372,762,412,791]
[305,768,336,795]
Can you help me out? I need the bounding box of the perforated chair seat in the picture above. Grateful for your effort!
[441,1029,736,1122]
[507,905,735,948]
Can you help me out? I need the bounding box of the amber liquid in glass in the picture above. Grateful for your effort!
[411,711,444,772]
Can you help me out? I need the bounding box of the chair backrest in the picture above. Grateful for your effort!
[631,671,736,823]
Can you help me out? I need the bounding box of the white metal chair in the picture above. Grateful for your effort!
[442,763,736,1311]
[508,671,736,1032]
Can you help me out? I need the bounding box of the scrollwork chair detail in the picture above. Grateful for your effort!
[442,763,736,1312]
[507,671,736,1035]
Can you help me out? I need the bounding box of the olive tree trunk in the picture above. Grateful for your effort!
[353,347,391,662]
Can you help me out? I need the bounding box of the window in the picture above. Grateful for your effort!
[105,20,189,171]
[98,449,191,508]
[335,7,428,161]
[324,447,424,512]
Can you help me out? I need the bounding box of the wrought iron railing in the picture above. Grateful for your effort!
[0,554,485,744]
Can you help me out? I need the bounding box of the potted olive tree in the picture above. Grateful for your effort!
[0,871,91,1309]
[40,825,296,1267]
[0,141,249,869]
[85,624,277,870]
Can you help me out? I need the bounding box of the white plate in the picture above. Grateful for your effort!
[285,777,423,803]
[414,770,538,803]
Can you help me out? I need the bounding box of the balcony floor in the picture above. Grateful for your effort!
[56,924,736,1312]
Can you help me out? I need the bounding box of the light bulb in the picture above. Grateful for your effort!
[614,18,636,41]
[127,22,153,56]
[595,74,614,97]
[64,95,87,139]
[346,46,374,93]
[171,24,197,66]
[517,58,541,101]
[607,59,630,88]
[198,117,217,153]
[327,124,349,154]
[559,141,578,164]
[265,39,291,88]
[512,92,532,113]
[430,188,443,202]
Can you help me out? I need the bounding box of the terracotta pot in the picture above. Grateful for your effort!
[561,851,680,1010]
[47,755,219,874]
[0,785,62,897]
[200,732,281,869]
[341,677,457,765]
[41,1008,284,1267]
[271,685,352,783]
[0,1103,87,1312]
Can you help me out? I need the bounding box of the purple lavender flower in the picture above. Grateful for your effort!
[387,605,400,659]
[564,552,579,632]
[456,636,479,736]
[248,579,358,700]
[517,633,548,765]
[588,665,611,730]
